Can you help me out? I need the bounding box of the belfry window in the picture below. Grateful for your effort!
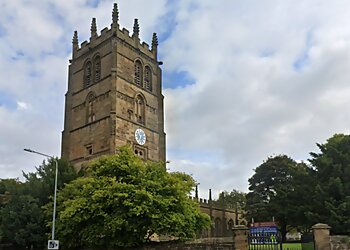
[135,95,145,124]
[84,61,92,87]
[134,145,146,160]
[144,66,152,91]
[94,56,101,82]
[86,93,96,123]
[134,60,142,87]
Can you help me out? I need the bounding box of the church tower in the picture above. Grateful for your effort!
[61,4,166,168]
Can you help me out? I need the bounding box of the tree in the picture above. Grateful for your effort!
[0,194,45,249]
[308,134,350,234]
[54,146,210,249]
[0,178,25,244]
[23,157,81,205]
[246,155,315,241]
[217,189,246,209]
[0,158,79,248]
[0,178,23,206]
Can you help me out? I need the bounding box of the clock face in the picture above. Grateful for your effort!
[135,128,146,145]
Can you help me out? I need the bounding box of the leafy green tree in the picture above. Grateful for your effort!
[217,189,246,209]
[0,178,23,206]
[308,134,350,234]
[246,155,315,241]
[54,146,210,249]
[0,158,79,248]
[23,157,81,205]
[0,178,25,244]
[0,194,45,248]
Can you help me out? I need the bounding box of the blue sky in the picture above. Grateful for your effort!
[2,0,350,196]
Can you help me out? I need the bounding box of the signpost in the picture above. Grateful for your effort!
[48,240,59,249]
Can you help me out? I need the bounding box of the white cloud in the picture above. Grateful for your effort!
[1,0,350,195]
[16,101,30,110]
[163,0,350,191]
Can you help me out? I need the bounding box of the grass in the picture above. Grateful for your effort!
[282,243,314,250]
[249,242,314,250]
[283,243,301,249]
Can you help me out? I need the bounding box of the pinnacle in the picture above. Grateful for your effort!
[112,3,119,23]
[152,33,158,49]
[91,18,97,37]
[133,18,140,38]
[72,30,78,45]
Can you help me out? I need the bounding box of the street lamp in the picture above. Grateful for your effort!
[24,148,58,241]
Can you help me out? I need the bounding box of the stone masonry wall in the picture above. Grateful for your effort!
[331,236,350,250]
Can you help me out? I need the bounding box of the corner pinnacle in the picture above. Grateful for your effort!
[91,18,97,38]
[152,33,158,50]
[112,3,119,23]
[133,18,140,38]
[72,31,78,45]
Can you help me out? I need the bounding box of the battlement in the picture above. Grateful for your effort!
[72,3,158,61]
[190,196,220,207]
[121,28,130,37]
[190,188,245,214]
[75,26,113,58]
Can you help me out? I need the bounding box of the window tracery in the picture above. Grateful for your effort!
[86,93,96,123]
[84,61,92,87]
[144,66,152,91]
[94,56,101,82]
[134,60,142,86]
[135,95,145,124]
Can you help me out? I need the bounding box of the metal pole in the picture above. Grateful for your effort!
[24,148,58,240]
[52,159,58,240]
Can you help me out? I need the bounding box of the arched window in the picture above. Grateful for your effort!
[134,60,142,87]
[144,66,152,91]
[86,93,96,123]
[214,218,222,237]
[227,219,234,231]
[84,61,92,87]
[94,56,101,82]
[135,95,145,124]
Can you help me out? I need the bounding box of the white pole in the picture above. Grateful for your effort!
[24,149,58,241]
[52,159,58,240]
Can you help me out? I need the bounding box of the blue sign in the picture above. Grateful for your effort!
[249,226,278,234]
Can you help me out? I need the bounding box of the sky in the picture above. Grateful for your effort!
[1,0,350,198]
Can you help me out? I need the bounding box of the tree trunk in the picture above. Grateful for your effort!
[280,223,287,243]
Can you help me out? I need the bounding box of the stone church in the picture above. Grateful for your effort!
[61,3,246,237]
[61,3,165,168]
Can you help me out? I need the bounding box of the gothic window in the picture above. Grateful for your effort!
[214,218,222,237]
[135,95,145,124]
[94,56,101,82]
[86,93,96,123]
[84,61,92,87]
[144,66,152,91]
[227,219,234,230]
[134,60,142,87]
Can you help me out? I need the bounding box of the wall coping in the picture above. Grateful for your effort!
[312,223,331,230]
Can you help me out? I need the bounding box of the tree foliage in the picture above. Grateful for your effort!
[0,158,78,248]
[217,189,246,209]
[0,194,45,248]
[23,158,81,205]
[246,155,315,241]
[54,146,210,249]
[308,134,350,234]
[0,179,23,206]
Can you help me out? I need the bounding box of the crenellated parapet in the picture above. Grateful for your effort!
[190,189,247,237]
[71,3,157,61]
[63,2,166,170]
